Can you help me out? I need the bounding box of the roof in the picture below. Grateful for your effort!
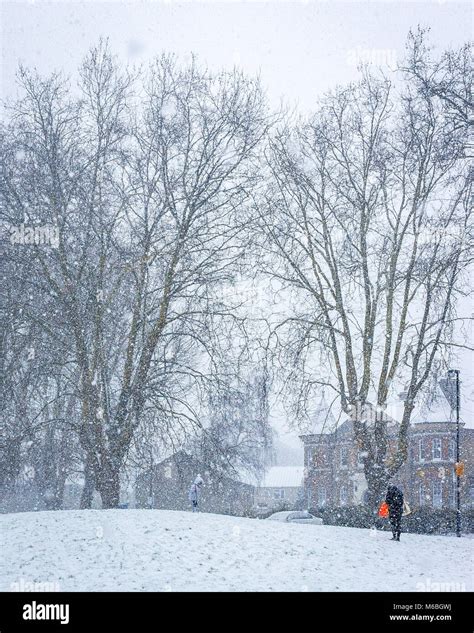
[258,466,304,488]
[301,404,400,443]
[139,451,254,489]
[384,384,456,425]
[410,386,455,424]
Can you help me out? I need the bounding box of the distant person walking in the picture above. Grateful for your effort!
[385,485,404,541]
[189,475,203,512]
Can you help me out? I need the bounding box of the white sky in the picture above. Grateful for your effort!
[1,0,472,443]
[1,0,472,108]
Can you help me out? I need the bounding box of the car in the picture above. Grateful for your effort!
[266,510,323,525]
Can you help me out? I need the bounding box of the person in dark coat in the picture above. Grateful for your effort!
[385,485,404,541]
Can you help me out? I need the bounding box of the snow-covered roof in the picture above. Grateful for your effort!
[386,384,455,425]
[259,466,304,488]
[411,385,455,424]
[316,386,457,429]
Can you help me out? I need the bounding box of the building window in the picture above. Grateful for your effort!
[469,478,474,507]
[432,480,443,508]
[419,483,426,506]
[317,487,327,508]
[419,438,425,462]
[449,439,456,461]
[340,447,348,467]
[274,489,284,500]
[339,485,348,506]
[432,438,442,461]
[448,473,456,509]
[313,450,326,467]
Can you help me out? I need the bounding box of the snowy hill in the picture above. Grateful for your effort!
[1,509,472,592]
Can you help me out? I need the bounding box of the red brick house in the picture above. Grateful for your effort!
[300,395,474,511]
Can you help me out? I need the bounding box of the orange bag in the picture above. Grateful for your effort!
[378,501,389,518]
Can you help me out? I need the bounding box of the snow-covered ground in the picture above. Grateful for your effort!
[1,509,472,592]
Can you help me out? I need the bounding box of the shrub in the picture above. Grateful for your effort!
[310,505,380,529]
[403,508,474,535]
[309,505,474,535]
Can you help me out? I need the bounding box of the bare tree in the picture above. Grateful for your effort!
[403,28,472,137]
[1,41,133,507]
[1,45,270,507]
[258,40,472,510]
[185,364,272,482]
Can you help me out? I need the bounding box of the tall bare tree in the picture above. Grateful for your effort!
[1,45,270,507]
[258,40,472,509]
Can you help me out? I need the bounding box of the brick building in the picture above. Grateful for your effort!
[300,394,474,511]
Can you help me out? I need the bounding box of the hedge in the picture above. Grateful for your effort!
[309,505,474,535]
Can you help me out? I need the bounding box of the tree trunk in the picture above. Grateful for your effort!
[98,464,120,509]
[52,475,66,510]
[365,466,390,519]
[80,455,95,509]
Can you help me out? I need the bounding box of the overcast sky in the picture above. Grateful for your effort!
[1,0,472,442]
[1,0,472,107]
